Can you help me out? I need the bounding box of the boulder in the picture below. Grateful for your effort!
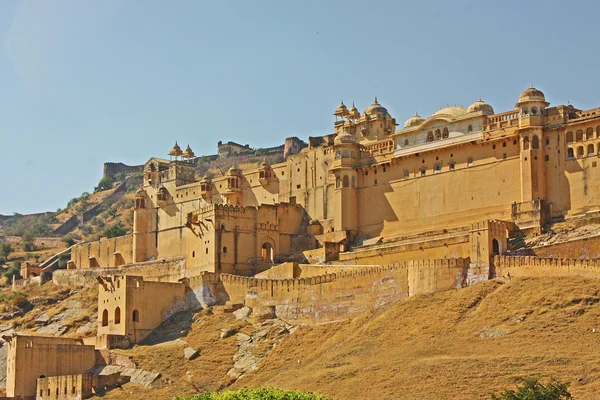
[220,327,238,339]
[184,347,200,361]
[233,306,252,320]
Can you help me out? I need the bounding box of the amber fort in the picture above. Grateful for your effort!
[4,85,600,399]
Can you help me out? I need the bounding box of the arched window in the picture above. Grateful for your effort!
[577,146,584,158]
[223,246,228,254]
[545,136,550,146]
[467,157,473,167]
[545,155,550,161]
[492,238,500,255]
[468,124,473,132]
[403,170,409,179]
[435,129,441,140]
[261,242,274,263]
[434,164,442,173]
[342,150,349,158]
[523,136,530,150]
[115,307,121,325]
[449,161,456,171]
[404,139,409,146]
[567,148,574,159]
[442,127,449,138]
[102,309,108,327]
[116,280,120,289]
[596,126,600,138]
[588,144,595,156]
[586,127,594,140]
[351,176,356,188]
[531,135,540,150]
[192,251,195,258]
[566,132,573,143]
[132,309,139,322]
[420,167,426,176]
[342,175,350,188]
[335,176,340,189]
[427,131,434,142]
[576,130,583,142]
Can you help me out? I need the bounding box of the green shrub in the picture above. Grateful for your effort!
[3,261,21,285]
[62,233,81,247]
[100,222,127,239]
[9,292,32,312]
[0,242,13,258]
[94,176,114,193]
[491,377,572,399]
[2,213,53,237]
[175,388,332,400]
[57,253,70,270]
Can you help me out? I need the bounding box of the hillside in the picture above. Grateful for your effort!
[80,276,599,399]
[236,276,600,399]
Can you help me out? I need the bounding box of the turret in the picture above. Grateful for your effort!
[133,188,148,262]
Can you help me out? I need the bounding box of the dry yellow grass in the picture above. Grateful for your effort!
[236,277,600,399]
[97,276,600,399]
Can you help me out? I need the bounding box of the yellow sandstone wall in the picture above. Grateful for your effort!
[4,335,96,399]
[494,255,600,278]
[70,235,133,269]
[218,258,468,324]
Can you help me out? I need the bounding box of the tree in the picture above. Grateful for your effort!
[94,176,114,193]
[491,377,573,400]
[0,242,13,259]
[22,233,35,252]
[3,261,21,285]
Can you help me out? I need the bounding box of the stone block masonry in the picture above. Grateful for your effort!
[494,255,600,278]
[216,258,469,324]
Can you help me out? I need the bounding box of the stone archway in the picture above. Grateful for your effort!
[261,242,274,263]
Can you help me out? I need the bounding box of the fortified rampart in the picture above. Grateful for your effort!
[528,234,600,259]
[70,235,134,269]
[494,255,600,278]
[103,162,144,180]
[53,256,186,287]
[216,258,468,324]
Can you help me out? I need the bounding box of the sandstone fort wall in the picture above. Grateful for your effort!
[216,258,468,324]
[54,257,186,287]
[494,255,600,278]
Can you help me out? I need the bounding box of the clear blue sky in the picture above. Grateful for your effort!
[1,0,599,215]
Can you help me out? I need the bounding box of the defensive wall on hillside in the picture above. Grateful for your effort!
[54,256,187,287]
[527,234,600,259]
[103,162,144,180]
[70,235,134,269]
[204,258,469,324]
[494,255,600,278]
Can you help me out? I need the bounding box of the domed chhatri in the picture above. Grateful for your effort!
[334,131,356,145]
[168,142,183,157]
[365,97,389,117]
[404,112,425,128]
[227,164,241,176]
[516,85,549,107]
[334,101,349,117]
[182,144,195,159]
[467,98,494,115]
[348,103,360,120]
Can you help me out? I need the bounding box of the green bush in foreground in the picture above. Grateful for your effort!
[491,377,572,399]
[176,388,332,400]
